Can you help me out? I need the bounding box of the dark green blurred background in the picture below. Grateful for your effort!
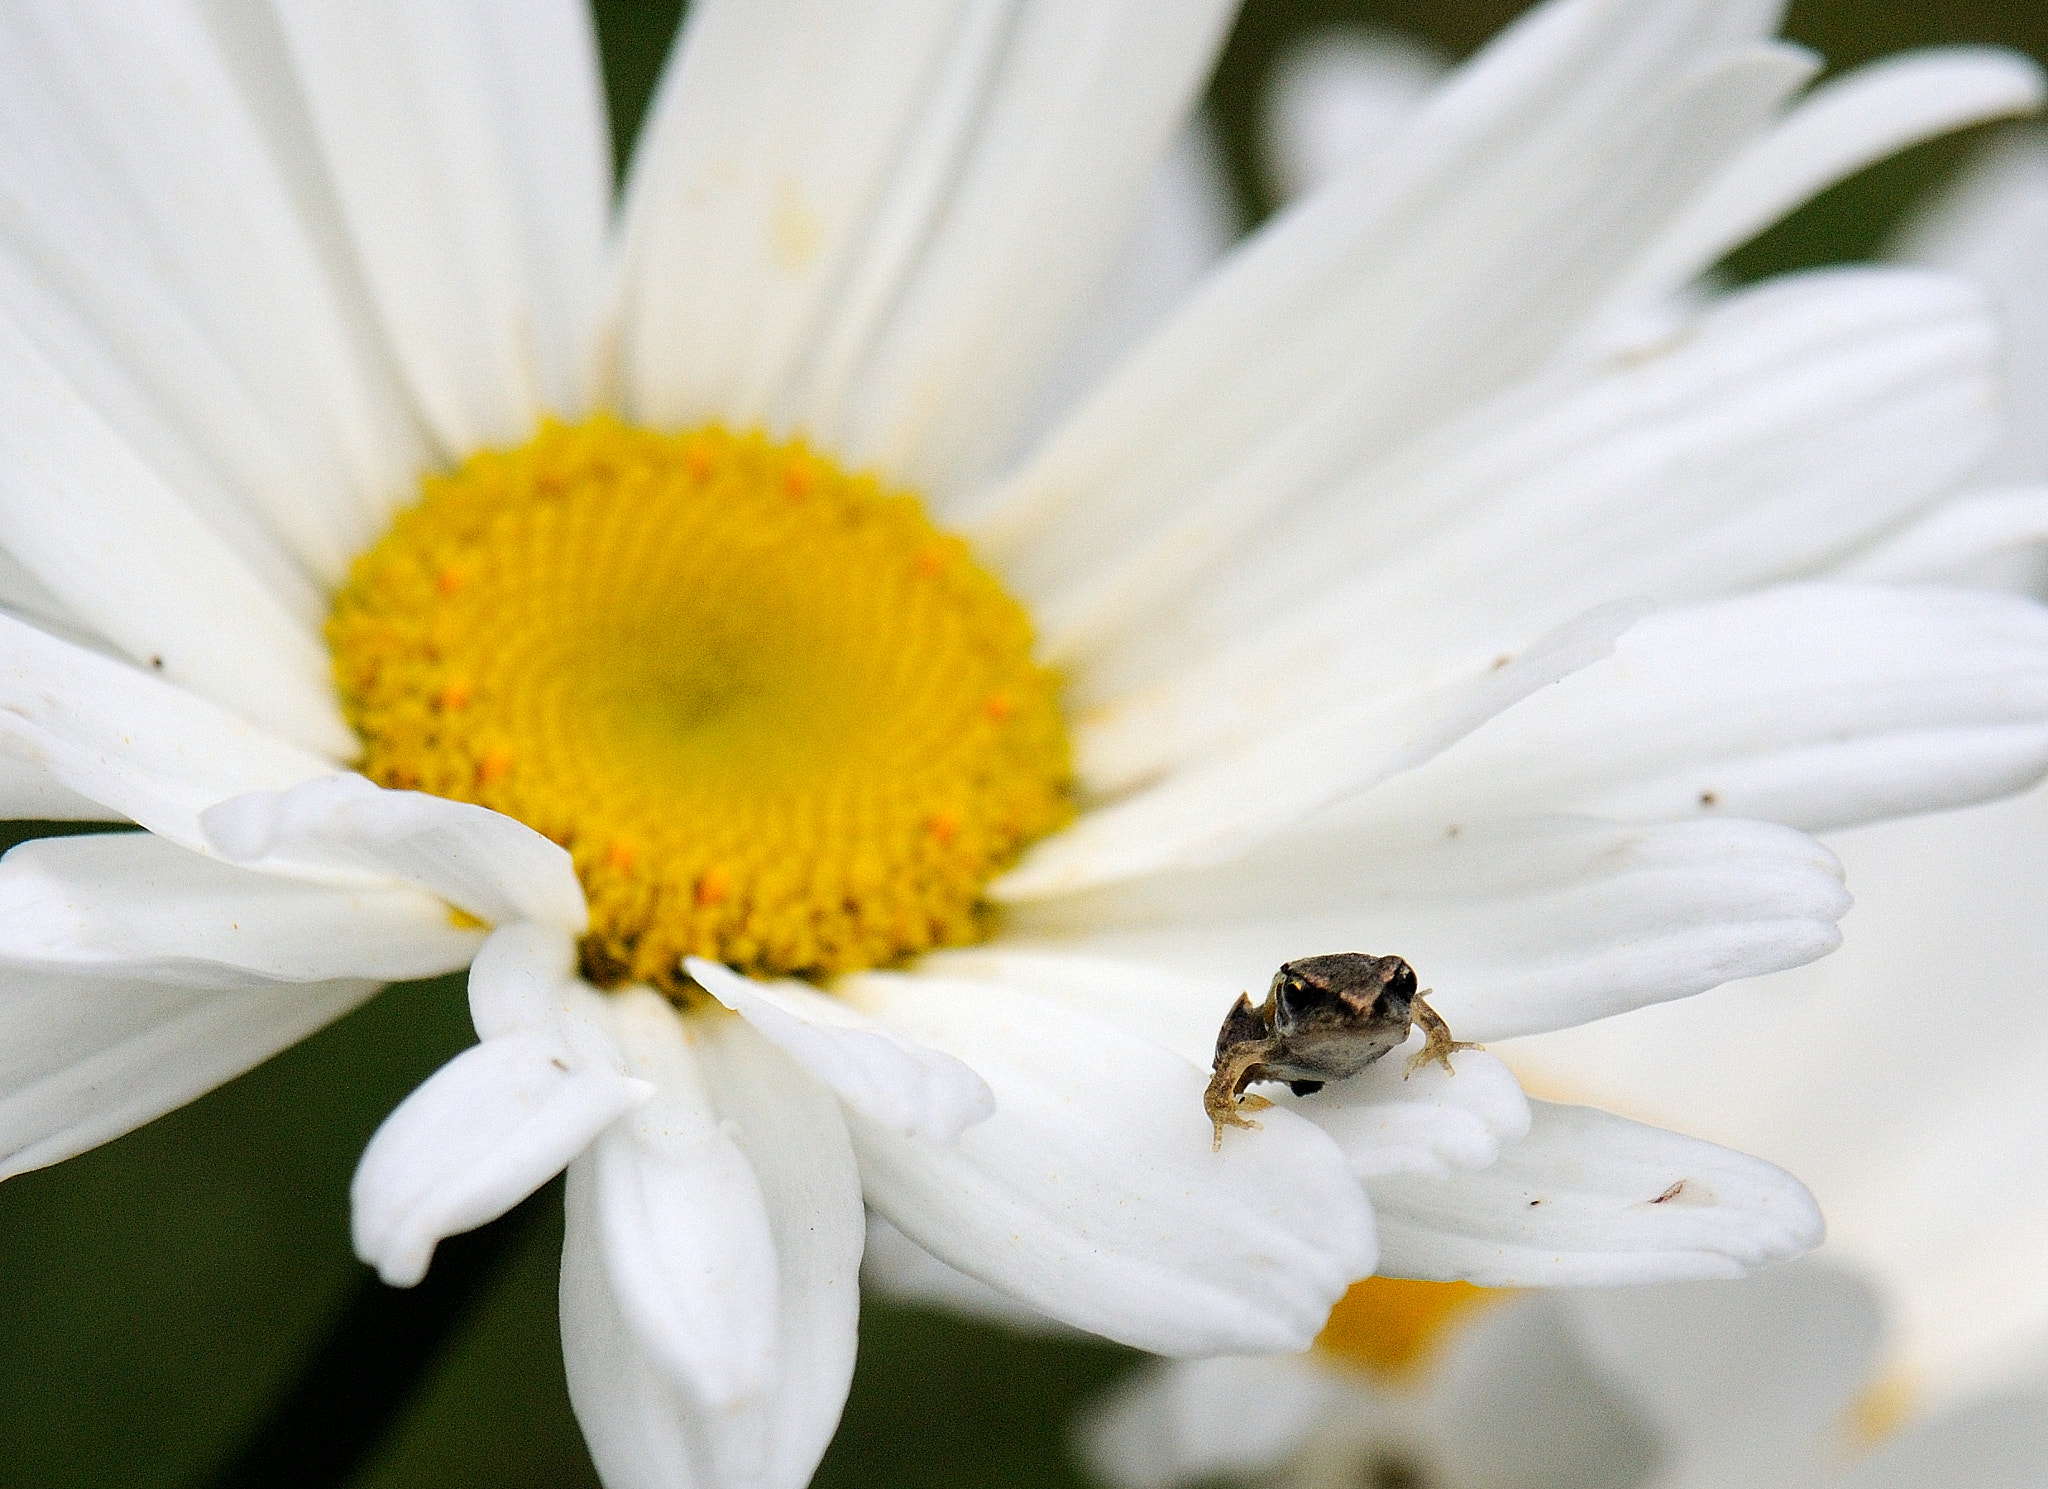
[5,3,2046,1486]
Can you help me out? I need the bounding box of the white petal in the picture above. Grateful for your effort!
[1840,1397,2048,1489]
[1433,1298,1662,1489]
[695,1015,865,1487]
[560,1021,865,1489]
[688,957,994,1143]
[1018,116,1238,452]
[274,0,612,451]
[827,0,1239,497]
[0,831,480,986]
[623,0,1236,500]
[0,754,115,822]
[351,935,640,1285]
[1499,784,2048,1405]
[1897,124,2048,486]
[1002,601,1640,899]
[839,967,1375,1355]
[971,10,1808,608]
[1562,1260,1881,1472]
[1260,28,1447,203]
[0,968,377,1179]
[0,1,424,558]
[1076,1355,1344,1489]
[0,613,337,844]
[594,992,778,1415]
[1005,813,1848,1043]
[1076,553,1650,793]
[859,1211,1073,1336]
[201,773,586,930]
[1602,47,2046,314]
[1837,486,2048,584]
[1394,584,2048,833]
[619,0,995,436]
[561,1156,716,1489]
[927,947,1529,1177]
[1104,267,1998,718]
[1370,1100,1823,1286]
[1294,1048,1532,1184]
[0,315,350,754]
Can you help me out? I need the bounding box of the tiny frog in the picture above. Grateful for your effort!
[1204,953,1480,1149]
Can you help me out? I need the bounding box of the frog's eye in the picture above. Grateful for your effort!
[1373,962,1418,1017]
[1275,974,1336,1024]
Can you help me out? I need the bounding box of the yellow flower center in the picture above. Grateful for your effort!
[1313,1277,1509,1383]
[328,417,1072,993]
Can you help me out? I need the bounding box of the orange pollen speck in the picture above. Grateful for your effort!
[695,867,732,907]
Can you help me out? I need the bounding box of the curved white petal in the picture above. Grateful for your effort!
[0,1,423,559]
[0,315,350,755]
[1002,601,1641,899]
[1294,1048,1532,1184]
[972,6,1805,606]
[0,968,378,1179]
[1897,124,2048,486]
[201,773,585,930]
[1840,1397,2048,1489]
[1259,28,1447,203]
[620,0,995,437]
[1020,117,1237,450]
[352,932,640,1285]
[926,947,1531,1184]
[560,1017,864,1489]
[859,1211,1073,1336]
[1500,784,2048,1405]
[0,754,116,822]
[1562,1260,1881,1474]
[839,967,1374,1355]
[0,613,337,845]
[826,0,1238,497]
[1837,486,2048,584]
[594,991,778,1415]
[274,0,612,451]
[0,830,480,986]
[1105,267,1999,718]
[1077,1355,1344,1489]
[624,0,1235,500]
[1370,1100,1823,1287]
[1433,1297,1662,1489]
[695,1015,865,1488]
[688,957,993,1143]
[1002,815,1848,1043]
[1394,584,2048,834]
[1603,47,2046,314]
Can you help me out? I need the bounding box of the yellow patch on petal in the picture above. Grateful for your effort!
[330,418,1071,993]
[1313,1277,1512,1383]
[1845,1369,1917,1449]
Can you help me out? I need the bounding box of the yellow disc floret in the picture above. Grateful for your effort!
[1313,1277,1510,1383]
[329,418,1071,993]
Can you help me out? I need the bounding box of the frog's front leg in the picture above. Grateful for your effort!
[1204,1044,1278,1149]
[1403,992,1483,1078]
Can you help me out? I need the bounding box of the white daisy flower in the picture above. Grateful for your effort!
[1508,123,2048,1417]
[2,3,2047,1485]
[1077,1267,2048,1489]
